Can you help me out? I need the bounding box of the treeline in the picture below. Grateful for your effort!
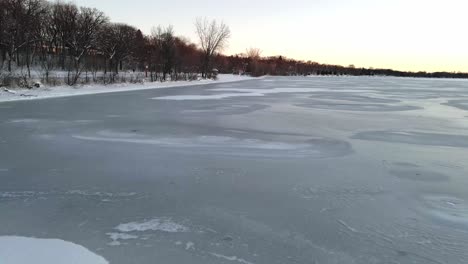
[1,0,466,88]
[0,0,230,87]
[220,52,468,79]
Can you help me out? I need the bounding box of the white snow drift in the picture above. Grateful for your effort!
[0,236,108,264]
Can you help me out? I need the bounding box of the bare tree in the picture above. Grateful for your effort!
[112,24,138,74]
[174,37,199,80]
[65,7,107,85]
[23,0,45,78]
[36,1,61,82]
[149,27,162,81]
[98,23,137,80]
[152,26,176,81]
[51,2,79,70]
[246,47,262,76]
[1,0,45,74]
[0,0,7,72]
[246,47,261,60]
[194,18,230,78]
[96,23,116,76]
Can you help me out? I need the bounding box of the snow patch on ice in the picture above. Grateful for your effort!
[0,236,108,264]
[185,241,195,250]
[73,132,309,151]
[116,218,189,233]
[209,252,255,264]
[73,131,352,158]
[0,191,46,199]
[337,220,358,233]
[0,190,138,201]
[8,118,40,123]
[66,190,137,198]
[107,233,138,246]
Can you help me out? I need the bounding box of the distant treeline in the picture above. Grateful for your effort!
[220,53,468,79]
[0,0,466,88]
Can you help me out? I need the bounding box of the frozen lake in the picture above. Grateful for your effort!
[1,76,468,264]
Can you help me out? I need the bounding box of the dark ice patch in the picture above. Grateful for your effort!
[184,103,269,115]
[352,131,468,148]
[296,102,420,112]
[303,138,354,158]
[389,169,450,182]
[443,100,468,111]
[392,162,420,168]
[310,93,400,103]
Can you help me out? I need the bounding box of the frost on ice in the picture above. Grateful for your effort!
[106,233,139,246]
[115,218,189,233]
[209,252,255,264]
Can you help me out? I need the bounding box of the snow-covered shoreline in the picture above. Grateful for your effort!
[0,74,256,103]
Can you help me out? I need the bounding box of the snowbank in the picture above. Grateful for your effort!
[0,74,255,103]
[0,236,108,264]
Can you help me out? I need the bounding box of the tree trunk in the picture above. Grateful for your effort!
[7,50,12,72]
[104,58,108,75]
[1,49,5,65]
[8,57,12,72]
[202,53,211,79]
[26,48,31,78]
[60,45,66,70]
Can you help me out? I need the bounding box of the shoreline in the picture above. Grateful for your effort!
[0,74,256,103]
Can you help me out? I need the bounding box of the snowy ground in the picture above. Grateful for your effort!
[1,76,468,264]
[0,74,255,102]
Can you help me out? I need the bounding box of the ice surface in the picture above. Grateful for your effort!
[422,195,468,226]
[1,76,468,264]
[152,87,370,100]
[153,92,265,100]
[183,103,269,115]
[0,236,108,264]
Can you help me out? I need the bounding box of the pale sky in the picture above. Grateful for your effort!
[72,0,468,72]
